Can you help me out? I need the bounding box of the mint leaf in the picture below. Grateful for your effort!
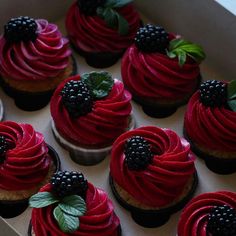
[81,71,114,99]
[166,51,176,58]
[96,7,105,18]
[54,206,79,233]
[103,8,117,29]
[167,38,205,66]
[59,195,86,217]
[227,80,236,99]
[105,0,133,8]
[228,100,236,111]
[29,192,59,208]
[116,12,129,35]
[178,50,187,66]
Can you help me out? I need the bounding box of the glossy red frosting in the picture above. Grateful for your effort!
[110,126,196,207]
[184,91,236,152]
[31,183,120,236]
[0,121,51,191]
[50,75,132,147]
[65,2,141,53]
[0,19,71,81]
[121,43,200,101]
[177,191,236,236]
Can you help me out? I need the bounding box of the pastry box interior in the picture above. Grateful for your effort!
[1,0,236,235]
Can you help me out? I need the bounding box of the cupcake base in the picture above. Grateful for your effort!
[51,115,136,166]
[71,43,123,68]
[184,129,236,174]
[0,55,77,111]
[0,145,61,218]
[109,172,198,228]
[129,75,202,118]
[28,221,122,236]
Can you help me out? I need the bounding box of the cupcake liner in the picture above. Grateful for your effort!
[71,43,123,68]
[28,221,122,236]
[0,55,77,111]
[0,99,4,121]
[184,129,236,174]
[0,145,61,218]
[51,114,136,166]
[109,172,198,228]
[129,75,202,118]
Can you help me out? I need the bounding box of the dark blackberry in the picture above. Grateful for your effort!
[135,24,169,53]
[207,205,236,236]
[77,0,106,16]
[0,136,8,164]
[61,80,93,118]
[200,80,227,107]
[124,136,153,171]
[51,171,88,199]
[4,16,37,43]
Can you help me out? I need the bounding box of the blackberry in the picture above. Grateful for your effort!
[207,205,236,236]
[135,24,169,53]
[124,136,153,171]
[0,136,8,164]
[4,16,37,43]
[51,171,88,199]
[61,80,93,118]
[77,0,106,16]
[200,80,227,107]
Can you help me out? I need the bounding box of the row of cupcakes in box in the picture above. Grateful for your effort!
[1,120,236,236]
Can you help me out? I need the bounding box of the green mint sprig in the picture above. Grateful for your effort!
[227,80,236,111]
[166,38,206,66]
[29,192,86,233]
[81,71,114,99]
[96,0,133,35]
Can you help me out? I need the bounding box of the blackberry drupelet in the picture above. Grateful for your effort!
[124,136,153,171]
[0,136,8,164]
[4,16,37,43]
[51,171,88,199]
[200,80,227,107]
[77,0,106,15]
[207,205,236,236]
[134,24,169,53]
[61,80,93,118]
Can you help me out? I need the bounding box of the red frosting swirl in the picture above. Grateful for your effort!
[177,191,236,236]
[121,44,200,101]
[0,19,71,81]
[184,91,236,152]
[31,183,120,236]
[110,126,196,207]
[65,2,141,53]
[50,75,132,147]
[0,121,51,191]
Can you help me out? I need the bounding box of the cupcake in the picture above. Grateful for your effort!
[109,126,198,227]
[177,191,236,236]
[0,121,60,218]
[184,80,236,174]
[0,16,76,111]
[65,0,141,68]
[28,171,121,236]
[50,71,134,165]
[121,24,205,118]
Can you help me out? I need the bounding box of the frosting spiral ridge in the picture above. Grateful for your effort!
[177,191,236,236]
[184,92,236,152]
[0,121,51,191]
[50,75,132,147]
[31,183,120,236]
[110,126,196,207]
[65,3,141,53]
[0,19,71,81]
[121,44,200,101]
